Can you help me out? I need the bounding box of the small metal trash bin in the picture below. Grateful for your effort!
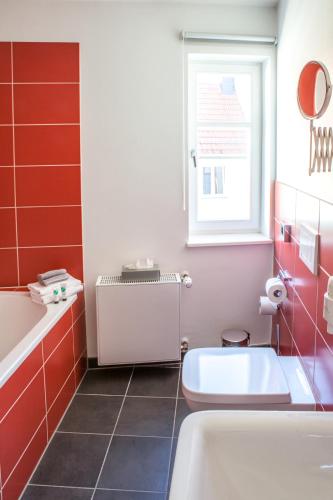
[222,329,250,347]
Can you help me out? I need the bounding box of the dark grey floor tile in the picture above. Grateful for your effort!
[32,433,109,488]
[94,490,166,500]
[59,395,123,434]
[167,438,178,492]
[23,485,93,499]
[174,399,192,437]
[128,368,179,397]
[78,368,132,395]
[177,367,184,399]
[116,397,176,437]
[98,436,171,492]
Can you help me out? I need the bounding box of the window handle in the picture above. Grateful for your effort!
[190,149,197,168]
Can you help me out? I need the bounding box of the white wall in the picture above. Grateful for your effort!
[277,0,333,203]
[0,0,276,356]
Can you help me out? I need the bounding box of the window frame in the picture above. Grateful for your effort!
[187,55,264,237]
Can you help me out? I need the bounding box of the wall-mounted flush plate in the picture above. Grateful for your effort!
[280,223,291,242]
[299,224,319,275]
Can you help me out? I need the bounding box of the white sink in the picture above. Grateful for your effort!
[169,411,333,500]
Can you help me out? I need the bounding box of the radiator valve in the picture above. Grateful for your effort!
[181,271,192,288]
[181,337,189,353]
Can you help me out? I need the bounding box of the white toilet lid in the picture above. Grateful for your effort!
[182,347,291,404]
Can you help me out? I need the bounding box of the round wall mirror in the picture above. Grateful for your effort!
[297,61,332,119]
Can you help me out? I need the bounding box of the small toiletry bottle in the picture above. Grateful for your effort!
[61,284,67,301]
[53,289,60,304]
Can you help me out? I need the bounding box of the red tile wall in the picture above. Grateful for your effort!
[274,181,333,411]
[0,41,86,499]
[0,298,87,500]
[0,41,83,288]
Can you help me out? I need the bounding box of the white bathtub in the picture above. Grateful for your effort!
[0,292,76,387]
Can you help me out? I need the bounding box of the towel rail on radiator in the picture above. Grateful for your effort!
[96,273,181,365]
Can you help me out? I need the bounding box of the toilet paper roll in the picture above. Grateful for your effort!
[259,296,278,315]
[265,277,287,304]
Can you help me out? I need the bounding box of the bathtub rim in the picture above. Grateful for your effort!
[0,291,76,388]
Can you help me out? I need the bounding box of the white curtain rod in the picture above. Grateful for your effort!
[181,31,277,46]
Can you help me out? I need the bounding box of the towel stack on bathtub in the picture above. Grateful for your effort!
[28,269,83,305]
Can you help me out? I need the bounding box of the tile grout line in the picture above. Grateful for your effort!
[165,366,181,494]
[76,393,180,399]
[56,431,173,439]
[41,342,50,441]
[0,244,83,250]
[0,205,82,209]
[0,81,80,85]
[10,42,20,286]
[91,366,135,500]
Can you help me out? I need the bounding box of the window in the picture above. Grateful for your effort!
[188,57,262,236]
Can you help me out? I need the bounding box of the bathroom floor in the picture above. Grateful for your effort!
[22,363,191,499]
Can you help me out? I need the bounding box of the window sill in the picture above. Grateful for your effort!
[186,233,273,247]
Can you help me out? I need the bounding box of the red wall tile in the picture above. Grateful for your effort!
[279,237,295,278]
[0,249,18,286]
[0,127,13,166]
[44,330,74,409]
[294,244,318,323]
[17,206,82,247]
[15,125,80,166]
[73,313,86,363]
[0,85,13,124]
[279,313,293,356]
[15,166,81,207]
[18,245,83,285]
[280,281,294,333]
[292,294,316,381]
[274,219,282,264]
[0,343,43,420]
[14,84,80,124]
[0,370,46,483]
[2,421,47,500]
[43,307,72,360]
[0,209,16,247]
[13,42,79,83]
[319,200,333,275]
[47,372,75,439]
[0,168,15,207]
[75,350,87,389]
[72,291,85,322]
[316,269,332,349]
[0,43,12,83]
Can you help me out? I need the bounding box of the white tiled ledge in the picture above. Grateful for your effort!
[187,233,273,247]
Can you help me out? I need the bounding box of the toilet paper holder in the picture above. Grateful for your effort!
[278,269,292,283]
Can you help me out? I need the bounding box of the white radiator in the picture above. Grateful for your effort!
[96,273,181,365]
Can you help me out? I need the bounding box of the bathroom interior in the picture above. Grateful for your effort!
[1,0,333,498]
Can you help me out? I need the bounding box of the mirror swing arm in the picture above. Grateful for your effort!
[309,120,333,175]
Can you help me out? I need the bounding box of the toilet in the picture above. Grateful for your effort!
[182,347,315,411]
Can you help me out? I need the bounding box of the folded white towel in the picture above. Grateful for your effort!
[28,275,82,296]
[37,269,67,285]
[40,273,69,286]
[31,284,83,305]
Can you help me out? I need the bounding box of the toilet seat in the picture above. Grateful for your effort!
[182,347,291,405]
